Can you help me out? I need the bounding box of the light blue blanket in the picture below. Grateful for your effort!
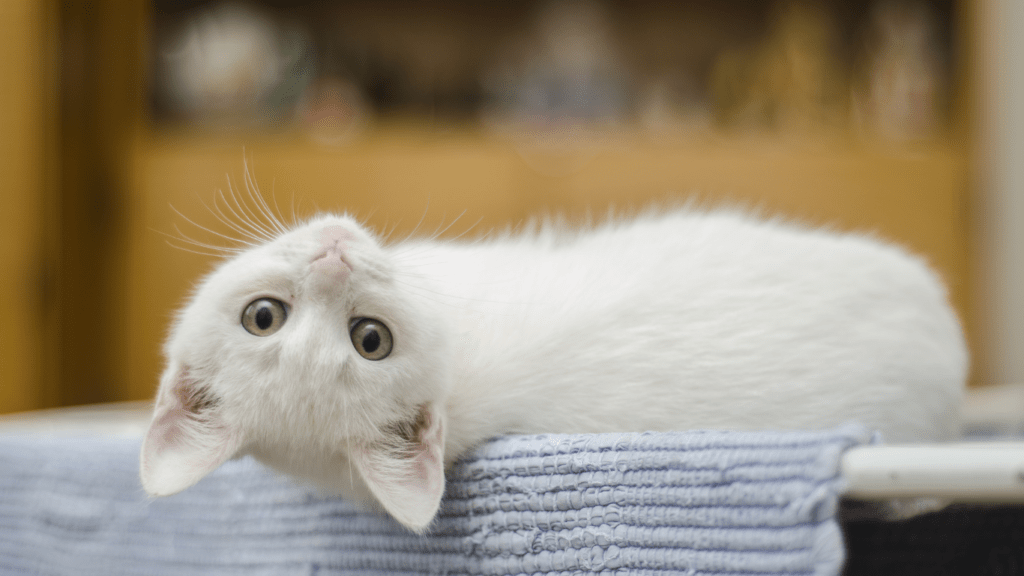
[0,427,869,575]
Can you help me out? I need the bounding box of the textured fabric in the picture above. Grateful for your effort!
[0,427,869,576]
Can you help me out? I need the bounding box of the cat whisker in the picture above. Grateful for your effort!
[389,219,487,255]
[213,190,266,242]
[239,158,276,230]
[202,192,264,244]
[242,157,289,236]
[217,178,270,243]
[290,190,298,229]
[162,240,238,258]
[290,195,320,224]
[242,164,277,234]
[169,203,257,248]
[151,224,242,254]
[239,176,280,240]
[379,220,404,245]
[168,224,248,254]
[360,208,379,226]
[307,195,322,217]
[441,216,485,243]
[225,173,276,241]
[269,178,293,231]
[419,210,470,243]
[400,198,431,244]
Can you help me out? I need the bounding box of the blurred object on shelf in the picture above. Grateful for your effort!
[482,0,632,140]
[297,76,368,145]
[153,1,316,128]
[322,4,495,121]
[637,73,713,140]
[710,1,846,136]
[851,0,945,142]
[144,0,957,143]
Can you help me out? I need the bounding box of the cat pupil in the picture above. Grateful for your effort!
[349,318,392,360]
[255,307,273,330]
[362,330,380,353]
[241,298,286,337]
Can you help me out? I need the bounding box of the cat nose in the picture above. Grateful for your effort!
[310,225,354,275]
[311,248,349,268]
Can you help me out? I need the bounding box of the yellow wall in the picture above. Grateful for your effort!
[0,0,52,413]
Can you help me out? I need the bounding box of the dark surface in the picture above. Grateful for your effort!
[844,504,1024,576]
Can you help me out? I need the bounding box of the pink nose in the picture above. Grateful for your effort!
[310,225,354,277]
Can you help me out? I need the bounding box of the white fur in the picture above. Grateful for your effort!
[141,206,968,532]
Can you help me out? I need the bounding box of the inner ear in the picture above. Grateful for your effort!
[351,404,447,533]
[140,365,242,496]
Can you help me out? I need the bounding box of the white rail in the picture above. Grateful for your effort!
[842,443,1024,501]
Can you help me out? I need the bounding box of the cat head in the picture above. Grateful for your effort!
[140,213,452,532]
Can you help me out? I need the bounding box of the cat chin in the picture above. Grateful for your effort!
[250,404,447,532]
[246,402,433,493]
[251,446,376,503]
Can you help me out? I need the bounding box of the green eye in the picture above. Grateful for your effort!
[242,298,287,336]
[350,318,393,360]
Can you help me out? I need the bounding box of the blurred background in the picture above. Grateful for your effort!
[0,0,1019,415]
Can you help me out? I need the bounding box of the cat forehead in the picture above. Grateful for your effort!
[235,212,377,264]
[196,213,380,296]
[269,213,376,251]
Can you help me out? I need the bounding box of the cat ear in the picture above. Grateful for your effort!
[140,365,242,496]
[351,405,447,533]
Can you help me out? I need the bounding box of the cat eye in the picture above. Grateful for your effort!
[241,298,287,336]
[350,318,393,360]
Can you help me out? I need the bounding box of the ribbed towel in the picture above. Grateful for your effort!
[0,427,869,576]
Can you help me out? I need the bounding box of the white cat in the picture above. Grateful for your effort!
[140,202,967,532]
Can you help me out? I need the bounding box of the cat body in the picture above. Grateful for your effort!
[141,208,967,531]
